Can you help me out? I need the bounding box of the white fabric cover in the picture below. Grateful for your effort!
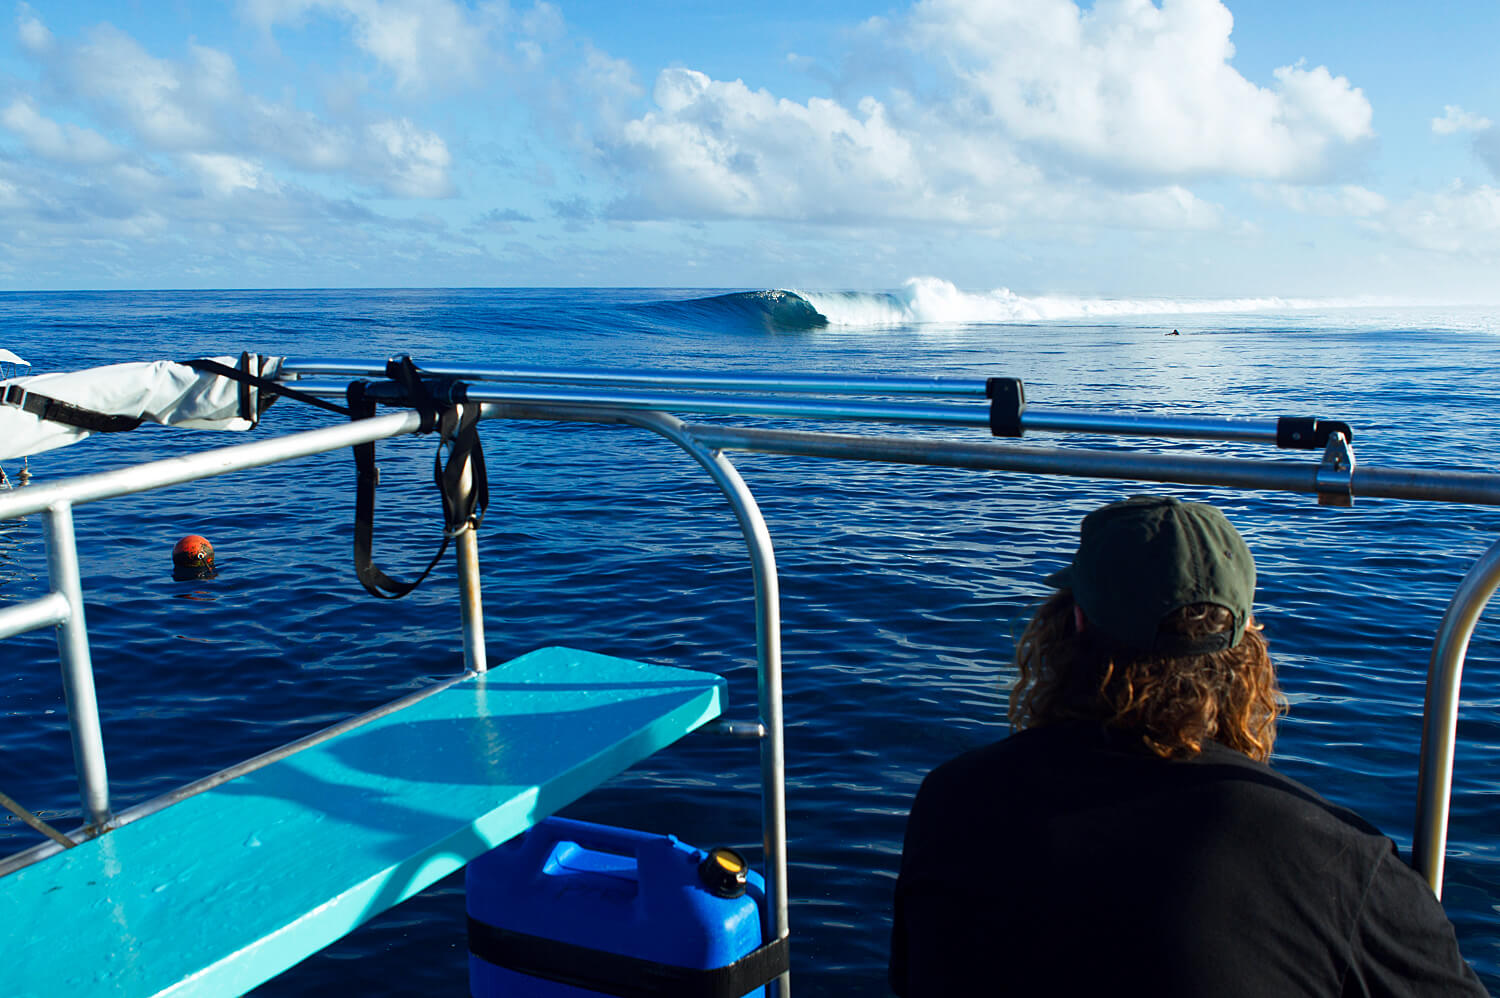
[0,355,284,461]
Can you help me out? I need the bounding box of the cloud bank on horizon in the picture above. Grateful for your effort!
[1,0,1498,298]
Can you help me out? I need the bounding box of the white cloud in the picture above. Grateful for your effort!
[15,9,453,200]
[241,0,507,91]
[906,0,1372,183]
[366,118,453,197]
[1,98,121,164]
[1387,183,1500,255]
[1265,183,1387,218]
[597,0,1369,233]
[618,71,938,222]
[16,2,51,53]
[65,26,218,148]
[1432,104,1492,136]
[185,153,278,196]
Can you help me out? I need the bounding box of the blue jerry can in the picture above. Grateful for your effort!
[466,816,769,997]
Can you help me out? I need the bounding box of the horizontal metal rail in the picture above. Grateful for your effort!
[286,376,1311,447]
[0,591,70,640]
[678,425,1500,507]
[0,411,424,520]
[280,358,981,397]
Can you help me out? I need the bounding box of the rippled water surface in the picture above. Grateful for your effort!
[2,289,1498,994]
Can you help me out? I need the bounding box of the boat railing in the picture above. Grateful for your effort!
[1,358,1497,994]
[282,358,1500,900]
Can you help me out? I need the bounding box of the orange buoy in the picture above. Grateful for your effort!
[172,534,216,580]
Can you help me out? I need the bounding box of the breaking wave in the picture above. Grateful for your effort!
[650,278,1367,331]
[796,277,1345,326]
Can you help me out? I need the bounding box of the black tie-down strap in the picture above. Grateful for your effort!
[1,384,143,433]
[186,353,350,421]
[467,918,790,998]
[347,364,489,600]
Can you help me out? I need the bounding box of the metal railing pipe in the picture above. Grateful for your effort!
[43,501,110,828]
[679,425,1500,507]
[282,359,983,397]
[454,408,487,675]
[282,373,1303,446]
[1021,408,1279,443]
[0,411,425,521]
[615,411,791,996]
[0,591,71,640]
[1412,537,1500,897]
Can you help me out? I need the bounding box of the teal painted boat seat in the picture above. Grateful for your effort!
[3,646,726,998]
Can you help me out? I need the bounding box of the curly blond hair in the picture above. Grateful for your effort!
[1008,591,1285,761]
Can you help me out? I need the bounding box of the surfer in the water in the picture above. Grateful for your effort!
[1168,328,1180,335]
[890,496,1485,997]
[172,534,216,581]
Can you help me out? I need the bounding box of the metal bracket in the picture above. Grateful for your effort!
[1316,431,1356,507]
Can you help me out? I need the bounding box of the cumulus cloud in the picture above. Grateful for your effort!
[1264,183,1387,218]
[1,98,121,163]
[906,0,1371,183]
[240,0,511,91]
[616,71,937,222]
[15,10,453,199]
[15,2,51,53]
[1432,104,1492,136]
[598,0,1371,234]
[1386,182,1500,255]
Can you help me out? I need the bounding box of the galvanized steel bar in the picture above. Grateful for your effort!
[282,358,980,397]
[679,425,1500,506]
[43,501,110,828]
[615,411,791,995]
[0,411,426,521]
[1021,408,1278,443]
[454,410,487,675]
[0,591,71,640]
[1412,538,1500,898]
[280,364,1293,444]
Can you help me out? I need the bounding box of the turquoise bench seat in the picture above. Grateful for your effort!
[3,646,726,998]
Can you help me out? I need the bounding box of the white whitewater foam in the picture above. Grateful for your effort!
[795,277,1371,327]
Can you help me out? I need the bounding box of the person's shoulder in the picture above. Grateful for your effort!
[918,722,1094,793]
[1192,741,1386,839]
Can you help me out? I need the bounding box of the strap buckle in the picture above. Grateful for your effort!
[2,383,30,412]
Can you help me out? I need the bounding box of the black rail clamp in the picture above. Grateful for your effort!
[1276,416,1354,450]
[986,377,1026,438]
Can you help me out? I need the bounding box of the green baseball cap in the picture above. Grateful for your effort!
[1044,496,1255,654]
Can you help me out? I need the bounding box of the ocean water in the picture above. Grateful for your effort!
[1,285,1498,995]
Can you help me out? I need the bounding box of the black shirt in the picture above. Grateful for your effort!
[890,722,1487,996]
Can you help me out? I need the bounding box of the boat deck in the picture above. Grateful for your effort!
[3,646,725,998]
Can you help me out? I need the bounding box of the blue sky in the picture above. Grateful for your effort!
[2,0,1498,298]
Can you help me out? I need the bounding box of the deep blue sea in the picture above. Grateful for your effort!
[1,287,1498,995]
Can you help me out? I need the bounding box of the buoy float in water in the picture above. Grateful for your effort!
[172,534,216,581]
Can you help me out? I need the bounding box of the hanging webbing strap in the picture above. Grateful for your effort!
[347,360,488,600]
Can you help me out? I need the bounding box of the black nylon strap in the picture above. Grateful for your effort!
[347,378,487,600]
[186,357,349,418]
[467,917,789,998]
[1,384,143,433]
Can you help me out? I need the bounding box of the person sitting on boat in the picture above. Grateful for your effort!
[889,495,1487,997]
